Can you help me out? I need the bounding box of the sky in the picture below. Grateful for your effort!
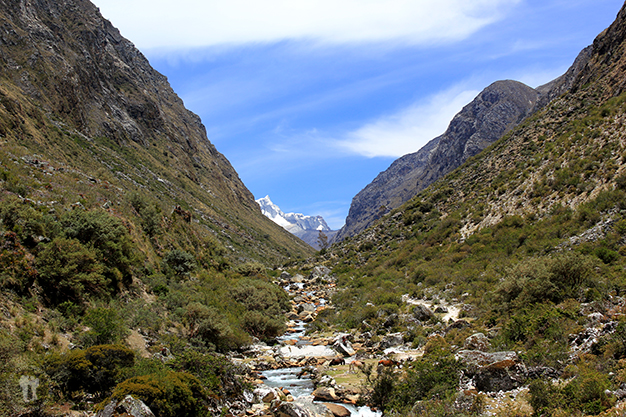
[92,0,624,229]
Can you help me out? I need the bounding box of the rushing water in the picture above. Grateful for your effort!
[261,320,381,416]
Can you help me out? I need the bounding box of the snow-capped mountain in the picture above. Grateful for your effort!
[257,195,330,233]
[256,196,337,249]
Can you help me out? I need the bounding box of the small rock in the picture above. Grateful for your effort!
[412,304,434,321]
[464,333,491,352]
[97,395,155,417]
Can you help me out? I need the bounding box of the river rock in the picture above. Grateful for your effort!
[254,386,283,403]
[310,266,332,280]
[333,339,355,357]
[412,304,434,321]
[464,333,491,352]
[97,395,155,417]
[298,303,317,313]
[324,403,351,417]
[313,387,340,402]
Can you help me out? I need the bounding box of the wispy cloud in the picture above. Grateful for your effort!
[94,0,519,49]
[336,87,479,158]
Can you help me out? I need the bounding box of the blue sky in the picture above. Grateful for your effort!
[92,0,624,229]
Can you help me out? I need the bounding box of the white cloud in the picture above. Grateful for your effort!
[337,87,479,158]
[93,0,520,49]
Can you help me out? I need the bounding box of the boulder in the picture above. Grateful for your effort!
[313,387,340,402]
[380,333,404,349]
[455,350,518,367]
[333,339,355,357]
[97,395,155,417]
[324,403,351,417]
[474,362,527,392]
[446,320,470,332]
[273,402,315,417]
[310,266,332,280]
[281,271,292,281]
[298,303,317,314]
[254,386,283,403]
[383,314,398,328]
[412,304,434,321]
[463,333,491,352]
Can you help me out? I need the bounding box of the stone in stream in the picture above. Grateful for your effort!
[333,338,355,357]
[273,402,317,417]
[313,387,340,402]
[324,403,351,417]
[298,303,317,314]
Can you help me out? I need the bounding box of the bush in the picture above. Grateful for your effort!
[529,358,614,416]
[183,302,241,352]
[170,350,246,399]
[81,307,129,346]
[162,250,196,278]
[110,371,207,417]
[60,209,135,287]
[36,237,107,305]
[45,344,134,398]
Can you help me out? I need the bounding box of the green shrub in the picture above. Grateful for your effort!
[36,237,107,305]
[45,344,134,398]
[183,302,241,352]
[60,209,135,287]
[170,350,246,399]
[162,250,196,278]
[110,371,207,417]
[529,359,614,416]
[81,307,129,347]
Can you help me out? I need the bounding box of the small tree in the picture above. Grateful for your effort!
[317,231,329,251]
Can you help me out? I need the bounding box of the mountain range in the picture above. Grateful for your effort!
[256,195,337,249]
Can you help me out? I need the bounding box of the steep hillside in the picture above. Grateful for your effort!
[336,48,594,242]
[0,0,312,263]
[0,2,313,414]
[336,80,540,240]
[308,2,626,415]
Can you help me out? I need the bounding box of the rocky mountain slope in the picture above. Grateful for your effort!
[0,0,312,263]
[257,196,338,249]
[335,52,592,241]
[308,3,626,414]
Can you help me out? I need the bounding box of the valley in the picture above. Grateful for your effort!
[3,0,626,417]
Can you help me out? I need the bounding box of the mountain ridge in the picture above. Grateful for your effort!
[0,0,313,263]
[256,195,338,249]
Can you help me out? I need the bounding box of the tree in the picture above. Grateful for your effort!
[317,231,329,251]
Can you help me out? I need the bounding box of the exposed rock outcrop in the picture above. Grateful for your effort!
[335,80,541,240]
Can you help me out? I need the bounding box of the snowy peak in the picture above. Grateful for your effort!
[256,196,331,234]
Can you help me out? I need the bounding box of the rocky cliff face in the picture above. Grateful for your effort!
[0,0,313,262]
[335,80,541,241]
